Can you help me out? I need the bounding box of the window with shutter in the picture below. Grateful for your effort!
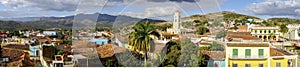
[259,49,264,56]
[233,49,238,56]
[245,49,251,56]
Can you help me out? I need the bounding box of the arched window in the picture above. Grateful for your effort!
[260,30,262,33]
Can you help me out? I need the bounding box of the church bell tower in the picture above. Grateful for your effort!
[173,9,181,30]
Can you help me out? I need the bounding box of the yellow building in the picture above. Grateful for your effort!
[250,26,280,41]
[226,42,270,67]
[1,38,23,47]
[269,48,298,67]
[225,42,298,67]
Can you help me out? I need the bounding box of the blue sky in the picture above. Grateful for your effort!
[0,0,298,19]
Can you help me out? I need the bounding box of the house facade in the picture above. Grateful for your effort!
[226,42,270,67]
[250,26,280,41]
[287,24,300,40]
[203,51,226,67]
[43,31,57,36]
[29,45,40,56]
[225,42,298,67]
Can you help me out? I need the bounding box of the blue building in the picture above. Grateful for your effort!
[204,51,226,67]
[30,45,40,56]
[90,38,109,45]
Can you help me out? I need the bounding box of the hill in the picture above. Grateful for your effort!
[3,11,300,31]
[0,13,165,23]
[268,18,300,24]
[221,11,260,21]
[182,11,261,22]
[0,13,166,31]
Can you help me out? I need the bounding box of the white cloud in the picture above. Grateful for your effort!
[0,10,42,17]
[0,0,79,11]
[117,0,225,18]
[0,0,129,12]
[247,0,300,17]
[0,0,225,18]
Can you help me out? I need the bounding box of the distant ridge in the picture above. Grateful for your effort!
[0,13,166,23]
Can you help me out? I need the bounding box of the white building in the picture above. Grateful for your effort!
[167,9,182,34]
[43,31,57,36]
[250,26,280,41]
[287,24,300,40]
[166,9,196,35]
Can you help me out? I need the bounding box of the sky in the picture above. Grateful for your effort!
[0,0,298,19]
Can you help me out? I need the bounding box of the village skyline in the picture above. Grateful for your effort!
[1,0,300,67]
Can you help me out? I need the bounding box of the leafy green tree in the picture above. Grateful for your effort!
[216,30,226,39]
[209,41,224,51]
[195,20,208,27]
[193,20,201,23]
[128,21,160,66]
[212,21,221,27]
[178,40,205,67]
[182,22,193,28]
[105,59,113,67]
[270,32,275,40]
[196,26,209,35]
[8,31,20,37]
[160,41,180,66]
[57,50,64,55]
[298,28,300,37]
[231,25,238,30]
[280,24,288,34]
[203,20,208,24]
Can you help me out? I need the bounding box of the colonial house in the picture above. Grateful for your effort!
[250,26,280,41]
[203,51,226,67]
[226,42,270,67]
[225,42,298,67]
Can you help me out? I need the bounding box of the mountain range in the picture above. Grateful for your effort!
[0,13,166,23]
[1,11,300,31]
[0,13,166,30]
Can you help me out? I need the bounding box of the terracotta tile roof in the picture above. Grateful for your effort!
[4,44,30,50]
[96,44,127,58]
[238,26,248,32]
[22,52,34,66]
[242,36,260,40]
[227,32,252,38]
[72,40,98,48]
[162,32,179,37]
[34,37,51,43]
[2,49,25,61]
[270,48,293,56]
[52,40,63,43]
[202,51,225,60]
[0,33,7,38]
[227,42,269,47]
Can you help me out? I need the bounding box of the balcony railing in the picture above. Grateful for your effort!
[250,32,279,35]
[229,55,267,60]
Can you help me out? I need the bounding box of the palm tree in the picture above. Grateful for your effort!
[128,21,160,66]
